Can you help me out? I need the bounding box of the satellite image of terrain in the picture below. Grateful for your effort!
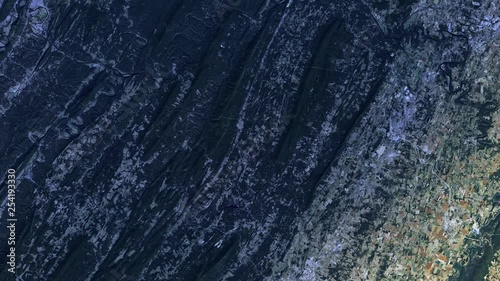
[0,0,498,280]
